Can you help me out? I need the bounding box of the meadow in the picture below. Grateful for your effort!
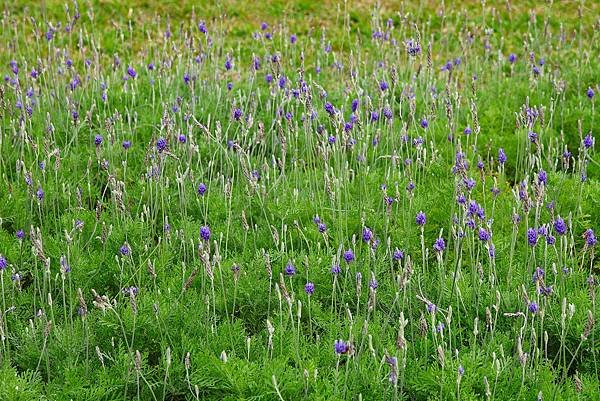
[0,1,599,400]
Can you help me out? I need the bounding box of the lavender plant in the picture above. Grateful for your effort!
[0,1,598,400]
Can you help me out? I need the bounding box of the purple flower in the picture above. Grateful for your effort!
[60,255,71,273]
[16,229,25,240]
[464,126,472,135]
[225,57,232,71]
[383,107,393,120]
[528,302,539,314]
[420,118,429,129]
[197,183,207,196]
[318,223,327,233]
[260,22,268,31]
[586,87,595,99]
[433,237,445,253]
[331,264,341,275]
[478,228,491,242]
[370,111,379,122]
[362,227,373,243]
[36,187,44,201]
[498,148,507,165]
[528,131,538,143]
[554,217,567,236]
[334,339,348,354]
[416,211,426,226]
[583,229,597,247]
[0,255,6,270]
[122,286,139,296]
[127,66,136,79]
[156,137,167,153]
[427,303,437,313]
[583,134,594,149]
[290,34,297,44]
[369,278,378,289]
[324,102,335,116]
[488,243,496,259]
[278,75,286,89]
[538,170,547,185]
[343,249,355,263]
[120,244,130,256]
[532,267,545,283]
[95,135,103,146]
[464,178,476,191]
[305,282,315,295]
[233,108,243,121]
[527,228,538,247]
[285,262,296,276]
[406,40,421,56]
[393,248,404,261]
[178,134,187,143]
[509,53,517,63]
[200,226,211,242]
[122,140,131,150]
[351,98,359,113]
[379,81,389,91]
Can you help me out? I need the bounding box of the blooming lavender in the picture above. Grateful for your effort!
[527,228,538,247]
[200,226,211,242]
[285,262,296,276]
[2,5,597,397]
[554,217,567,236]
[127,66,136,79]
[334,340,348,354]
[343,249,355,263]
[416,211,426,226]
[120,243,130,256]
[433,237,445,253]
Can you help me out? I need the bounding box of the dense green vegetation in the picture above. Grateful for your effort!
[0,1,598,400]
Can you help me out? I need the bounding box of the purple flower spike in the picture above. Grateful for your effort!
[416,211,426,226]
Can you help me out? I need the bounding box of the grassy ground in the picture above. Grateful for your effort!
[0,1,599,400]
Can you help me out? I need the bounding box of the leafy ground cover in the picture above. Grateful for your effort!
[0,1,599,400]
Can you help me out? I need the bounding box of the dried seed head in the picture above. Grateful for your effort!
[582,310,594,340]
[185,352,191,370]
[135,350,142,372]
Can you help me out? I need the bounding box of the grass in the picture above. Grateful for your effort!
[0,0,599,400]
